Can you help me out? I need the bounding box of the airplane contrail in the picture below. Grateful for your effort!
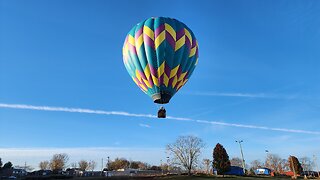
[1,103,319,135]
[183,91,297,99]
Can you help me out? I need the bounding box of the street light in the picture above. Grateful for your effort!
[265,150,269,169]
[106,156,110,178]
[107,156,110,169]
[236,140,246,174]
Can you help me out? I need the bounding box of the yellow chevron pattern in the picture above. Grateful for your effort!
[157,61,165,77]
[151,74,159,86]
[128,35,135,46]
[169,65,180,79]
[185,29,192,44]
[155,31,165,49]
[178,72,187,82]
[135,34,143,51]
[165,23,176,41]
[143,26,154,40]
[175,36,185,51]
[172,76,178,87]
[163,74,169,87]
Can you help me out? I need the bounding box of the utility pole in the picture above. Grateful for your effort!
[107,156,110,178]
[313,155,320,178]
[101,158,104,176]
[107,156,110,169]
[166,157,170,172]
[265,150,270,170]
[236,140,246,174]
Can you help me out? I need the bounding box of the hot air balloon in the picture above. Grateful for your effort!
[122,17,199,118]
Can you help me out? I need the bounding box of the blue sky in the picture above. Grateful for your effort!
[1,0,320,170]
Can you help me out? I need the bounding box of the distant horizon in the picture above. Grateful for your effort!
[2,146,320,171]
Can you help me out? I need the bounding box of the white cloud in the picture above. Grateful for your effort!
[1,103,319,135]
[139,123,151,128]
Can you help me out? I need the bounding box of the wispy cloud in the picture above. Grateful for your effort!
[139,123,151,128]
[1,103,319,135]
[183,91,298,99]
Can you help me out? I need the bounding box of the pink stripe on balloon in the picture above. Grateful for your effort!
[185,37,191,53]
[148,75,154,87]
[176,29,185,39]
[149,66,157,77]
[166,31,175,49]
[168,77,174,87]
[137,69,148,80]
[191,38,197,48]
[155,24,165,38]
[159,74,164,85]
[176,66,182,78]
[143,34,155,49]
[133,77,141,84]
[135,27,143,38]
[128,43,137,55]
[164,63,171,77]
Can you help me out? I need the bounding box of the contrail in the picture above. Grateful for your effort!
[0,103,156,118]
[183,91,297,99]
[1,103,319,135]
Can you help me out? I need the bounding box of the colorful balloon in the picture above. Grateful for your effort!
[122,17,199,104]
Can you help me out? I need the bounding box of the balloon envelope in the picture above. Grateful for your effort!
[123,17,199,104]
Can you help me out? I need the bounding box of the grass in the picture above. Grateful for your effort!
[71,174,308,180]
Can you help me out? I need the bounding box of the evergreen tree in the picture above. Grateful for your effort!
[3,162,13,169]
[213,143,231,176]
[0,158,2,169]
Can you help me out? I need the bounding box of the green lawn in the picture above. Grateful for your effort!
[154,175,299,180]
[72,175,308,180]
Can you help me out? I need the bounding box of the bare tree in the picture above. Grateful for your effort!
[279,158,289,174]
[250,159,262,170]
[300,157,313,172]
[39,161,50,170]
[265,153,283,174]
[78,160,89,171]
[230,157,243,167]
[108,158,130,170]
[138,162,149,170]
[166,135,205,176]
[202,159,211,174]
[50,153,69,171]
[88,160,96,171]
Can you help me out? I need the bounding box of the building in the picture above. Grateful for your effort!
[224,166,245,176]
[255,168,272,175]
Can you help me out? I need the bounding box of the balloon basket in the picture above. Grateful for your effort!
[157,107,166,118]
